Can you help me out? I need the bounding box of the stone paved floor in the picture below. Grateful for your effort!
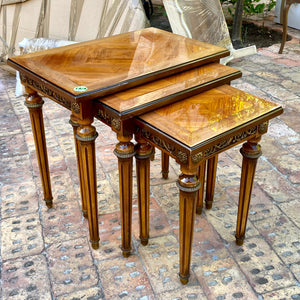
[1,31,300,300]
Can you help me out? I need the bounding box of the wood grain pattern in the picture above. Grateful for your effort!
[8,28,229,99]
[177,171,200,285]
[25,87,53,208]
[236,138,262,245]
[114,134,136,257]
[70,115,88,218]
[161,152,170,179]
[205,155,218,209]
[98,63,241,117]
[135,134,153,246]
[196,161,206,214]
[76,122,99,249]
[136,85,283,148]
[135,84,283,284]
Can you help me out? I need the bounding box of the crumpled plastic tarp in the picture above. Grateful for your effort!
[18,37,76,54]
[163,0,232,49]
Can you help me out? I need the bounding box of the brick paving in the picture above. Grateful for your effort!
[1,31,300,300]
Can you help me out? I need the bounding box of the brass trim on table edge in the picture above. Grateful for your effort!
[138,125,260,165]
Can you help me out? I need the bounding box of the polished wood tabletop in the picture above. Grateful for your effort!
[7,27,229,101]
[97,63,241,119]
[135,85,283,150]
[134,84,283,284]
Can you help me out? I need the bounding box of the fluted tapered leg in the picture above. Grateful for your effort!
[205,155,218,209]
[76,121,99,249]
[177,170,200,284]
[236,138,261,246]
[161,151,169,179]
[135,136,153,246]
[114,134,135,257]
[196,161,206,215]
[25,87,53,208]
[70,115,87,218]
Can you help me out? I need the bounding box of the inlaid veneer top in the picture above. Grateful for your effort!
[8,27,229,100]
[98,62,241,118]
[136,85,283,148]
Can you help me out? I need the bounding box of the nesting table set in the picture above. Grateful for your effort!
[8,28,283,284]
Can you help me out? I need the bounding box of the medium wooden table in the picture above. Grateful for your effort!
[134,85,283,283]
[7,27,238,250]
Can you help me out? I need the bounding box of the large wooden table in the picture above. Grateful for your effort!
[8,27,238,250]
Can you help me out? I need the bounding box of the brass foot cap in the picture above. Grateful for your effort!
[179,274,189,285]
[91,240,100,250]
[122,251,131,258]
[45,199,53,208]
[162,172,169,179]
[196,207,203,215]
[235,236,244,246]
[140,238,148,246]
[205,201,213,210]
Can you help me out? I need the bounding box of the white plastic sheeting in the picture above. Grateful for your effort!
[18,37,76,54]
[163,0,232,48]
[0,0,149,59]
[163,0,256,64]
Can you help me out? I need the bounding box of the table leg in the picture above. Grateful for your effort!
[69,115,87,218]
[114,134,135,257]
[135,136,153,246]
[236,138,261,246]
[24,87,53,208]
[150,148,155,161]
[196,161,206,215]
[177,169,200,284]
[161,151,169,179]
[76,120,99,249]
[205,155,218,209]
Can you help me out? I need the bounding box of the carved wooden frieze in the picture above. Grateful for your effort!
[111,119,121,131]
[139,125,258,166]
[204,126,257,158]
[258,121,268,134]
[140,128,188,163]
[96,109,121,132]
[177,151,188,164]
[96,109,112,126]
[71,102,80,114]
[192,152,203,163]
[20,73,71,109]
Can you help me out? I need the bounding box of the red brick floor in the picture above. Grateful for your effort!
[1,40,300,299]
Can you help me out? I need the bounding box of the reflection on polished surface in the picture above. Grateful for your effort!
[8,27,229,98]
[99,63,241,117]
[137,85,282,147]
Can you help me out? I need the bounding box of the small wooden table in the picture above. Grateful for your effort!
[7,28,237,250]
[134,85,283,283]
